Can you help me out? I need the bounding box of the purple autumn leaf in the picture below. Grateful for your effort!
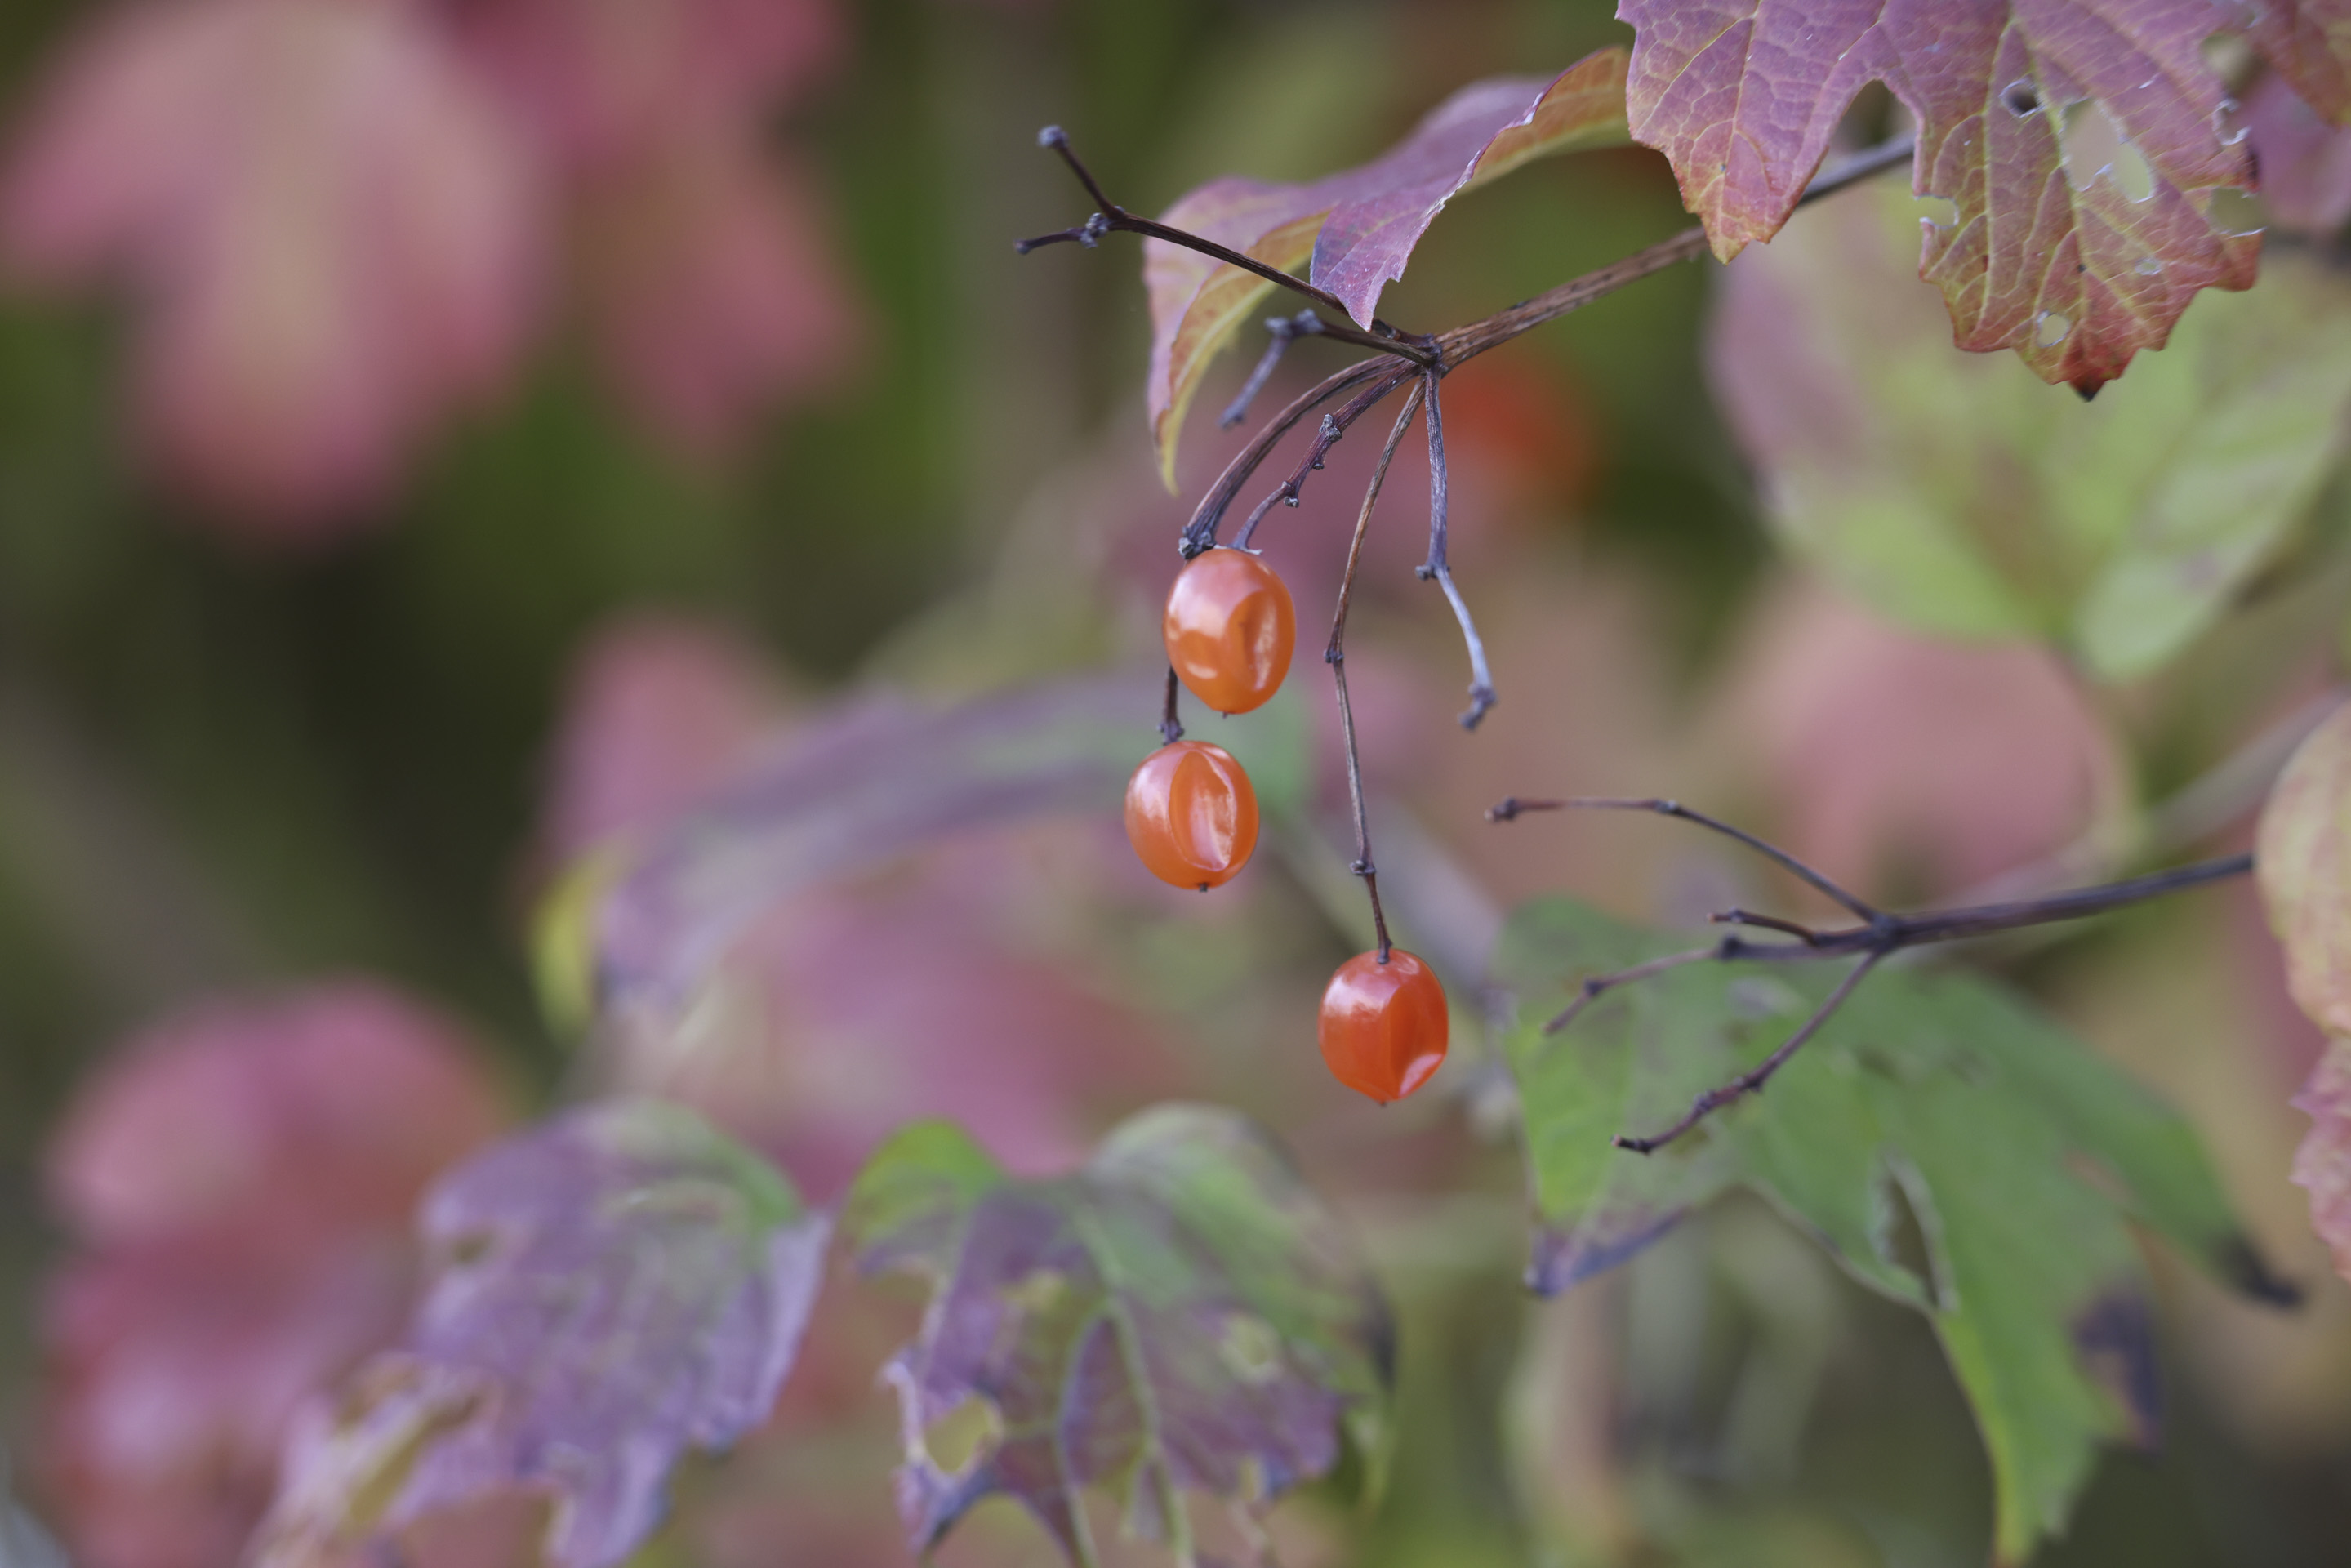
[1142,48,1628,483]
[841,1105,1391,1563]
[591,670,1157,1031]
[248,1098,826,1568]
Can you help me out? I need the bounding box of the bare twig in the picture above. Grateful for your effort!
[1413,368,1497,728]
[1488,795,1881,921]
[1543,943,1716,1034]
[1221,312,1323,428]
[1492,796,2253,1148]
[1179,360,1414,558]
[1614,954,1885,1153]
[1436,135,1917,371]
[1328,384,1427,961]
[1234,368,1421,550]
[1017,127,1433,365]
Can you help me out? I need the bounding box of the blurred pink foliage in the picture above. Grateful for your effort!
[538,611,793,862]
[2246,70,2351,236]
[38,982,507,1568]
[0,0,857,534]
[1728,583,2116,903]
[544,616,1178,1201]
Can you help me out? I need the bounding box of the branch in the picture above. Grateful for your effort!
[1017,127,1436,367]
[1437,134,1916,371]
[1490,795,1880,920]
[1221,312,1323,428]
[1491,795,2252,1150]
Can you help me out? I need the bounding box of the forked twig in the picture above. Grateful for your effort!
[1017,127,1433,366]
[1491,794,2254,1152]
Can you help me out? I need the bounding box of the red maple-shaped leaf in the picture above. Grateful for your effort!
[1618,0,2273,391]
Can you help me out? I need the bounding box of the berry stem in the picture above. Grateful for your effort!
[1159,665,1184,744]
[1412,368,1496,728]
[1327,382,1424,965]
[1232,366,1418,550]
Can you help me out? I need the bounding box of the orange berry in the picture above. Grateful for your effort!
[1318,949,1448,1103]
[1124,741,1259,890]
[1164,549,1296,715]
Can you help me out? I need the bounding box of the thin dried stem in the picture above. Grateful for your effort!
[1160,666,1184,745]
[1328,384,1426,961]
[1179,360,1412,558]
[1017,128,1432,365]
[1233,368,1418,550]
[1221,312,1321,428]
[1614,953,1884,1154]
[1436,135,1916,370]
[1411,368,1497,728]
[1542,943,1717,1034]
[1490,795,1881,921]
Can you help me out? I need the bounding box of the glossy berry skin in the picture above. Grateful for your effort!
[1318,949,1448,1103]
[1164,548,1296,715]
[1124,741,1259,890]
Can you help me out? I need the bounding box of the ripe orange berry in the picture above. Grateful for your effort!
[1318,949,1448,1103]
[1164,548,1296,715]
[1124,740,1260,891]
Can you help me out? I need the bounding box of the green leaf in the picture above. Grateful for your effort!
[1491,898,2280,1564]
[1709,181,2351,679]
[841,1104,1392,1566]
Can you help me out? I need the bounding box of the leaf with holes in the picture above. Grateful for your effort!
[1619,0,2300,390]
[1491,898,2285,1562]
[1709,180,2351,675]
[248,1099,827,1568]
[1145,47,1627,486]
[841,1105,1391,1564]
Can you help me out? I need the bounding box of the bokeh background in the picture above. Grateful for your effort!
[1,0,2349,1565]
